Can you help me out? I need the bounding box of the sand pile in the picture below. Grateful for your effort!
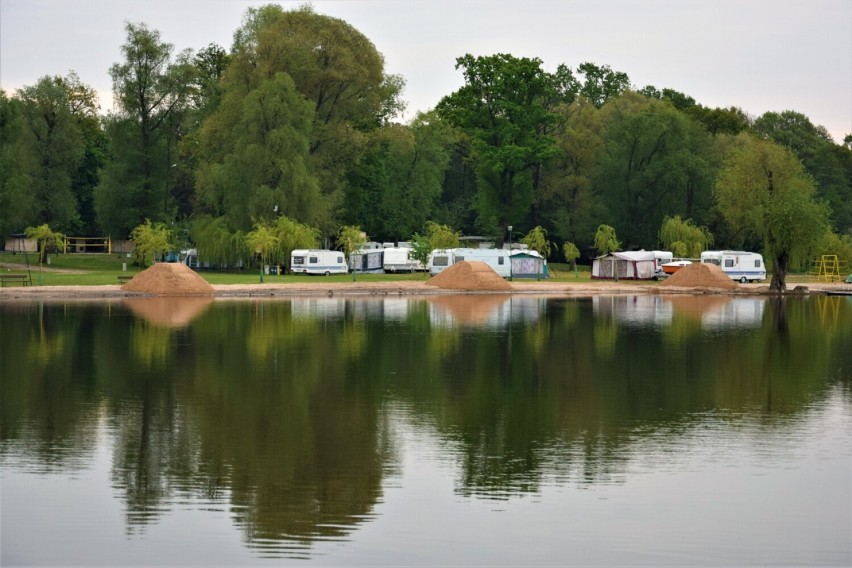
[660,262,738,289]
[426,261,512,291]
[121,263,215,295]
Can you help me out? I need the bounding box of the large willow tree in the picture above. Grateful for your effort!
[715,133,830,291]
[196,4,404,236]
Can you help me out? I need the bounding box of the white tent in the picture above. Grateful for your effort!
[591,251,658,280]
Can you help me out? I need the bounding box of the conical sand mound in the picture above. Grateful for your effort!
[660,262,738,289]
[121,263,215,295]
[426,261,512,291]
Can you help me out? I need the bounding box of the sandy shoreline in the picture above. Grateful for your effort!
[1,279,849,301]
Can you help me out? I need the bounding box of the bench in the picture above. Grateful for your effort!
[118,274,134,284]
[0,273,32,287]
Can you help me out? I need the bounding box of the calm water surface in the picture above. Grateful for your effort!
[1,294,850,566]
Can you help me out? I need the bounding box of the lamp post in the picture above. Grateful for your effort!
[507,225,513,281]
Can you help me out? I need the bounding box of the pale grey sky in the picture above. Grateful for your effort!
[2,0,850,141]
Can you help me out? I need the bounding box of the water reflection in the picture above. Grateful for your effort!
[1,296,850,564]
[123,296,213,328]
[594,294,766,330]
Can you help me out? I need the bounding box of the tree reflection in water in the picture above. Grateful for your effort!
[1,295,849,558]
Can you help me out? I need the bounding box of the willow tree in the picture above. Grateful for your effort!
[594,224,620,255]
[659,215,713,258]
[216,4,404,234]
[715,133,830,291]
[195,71,320,232]
[244,222,280,283]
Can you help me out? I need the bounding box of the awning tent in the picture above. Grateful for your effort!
[591,251,658,280]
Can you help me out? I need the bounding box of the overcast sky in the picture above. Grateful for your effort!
[2,0,850,142]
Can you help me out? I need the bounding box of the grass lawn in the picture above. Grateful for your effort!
[0,251,830,287]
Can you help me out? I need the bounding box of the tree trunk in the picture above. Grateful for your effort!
[770,252,788,292]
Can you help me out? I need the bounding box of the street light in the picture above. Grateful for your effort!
[507,225,513,281]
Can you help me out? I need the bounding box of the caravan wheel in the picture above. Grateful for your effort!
[324,271,331,276]
[740,276,748,283]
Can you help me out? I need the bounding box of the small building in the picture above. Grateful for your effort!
[591,251,660,280]
[510,250,549,279]
[4,234,37,253]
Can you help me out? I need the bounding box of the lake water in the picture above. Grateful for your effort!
[1,294,850,566]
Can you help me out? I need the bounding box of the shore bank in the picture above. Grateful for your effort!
[0,280,848,301]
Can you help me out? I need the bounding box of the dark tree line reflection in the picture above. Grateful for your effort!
[2,294,850,554]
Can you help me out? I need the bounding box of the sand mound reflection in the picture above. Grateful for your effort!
[124,296,213,328]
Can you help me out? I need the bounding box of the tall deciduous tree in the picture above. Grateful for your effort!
[437,53,558,238]
[195,72,320,231]
[753,110,852,235]
[95,22,195,236]
[715,133,831,291]
[0,91,36,237]
[17,76,85,232]
[595,92,712,248]
[223,4,404,234]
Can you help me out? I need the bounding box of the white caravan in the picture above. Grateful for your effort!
[428,247,511,278]
[383,247,424,273]
[700,250,766,283]
[290,249,348,275]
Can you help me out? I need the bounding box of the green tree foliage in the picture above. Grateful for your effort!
[562,241,580,269]
[576,62,630,108]
[95,22,195,236]
[336,225,366,267]
[129,219,174,267]
[594,224,620,255]
[344,112,453,241]
[195,72,320,232]
[595,92,713,247]
[17,76,86,232]
[520,226,553,257]
[273,216,320,269]
[244,222,280,281]
[753,110,852,235]
[437,53,559,237]
[540,98,604,246]
[715,133,831,291]
[189,215,245,267]
[24,223,64,265]
[0,91,36,237]
[223,4,404,234]
[425,221,461,250]
[659,215,713,258]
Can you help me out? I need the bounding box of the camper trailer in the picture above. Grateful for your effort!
[383,246,424,273]
[700,250,766,283]
[428,248,511,278]
[290,249,348,275]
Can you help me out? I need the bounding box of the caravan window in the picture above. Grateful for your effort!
[755,259,762,267]
[724,259,734,268]
[292,256,304,265]
[498,257,504,265]
[337,256,344,263]
[433,256,448,267]
[309,256,318,264]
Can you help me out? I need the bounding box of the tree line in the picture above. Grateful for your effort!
[1,4,851,289]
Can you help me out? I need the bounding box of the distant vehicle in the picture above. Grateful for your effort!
[428,247,511,278]
[700,250,766,283]
[290,249,348,275]
[383,246,424,273]
[662,260,692,275]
